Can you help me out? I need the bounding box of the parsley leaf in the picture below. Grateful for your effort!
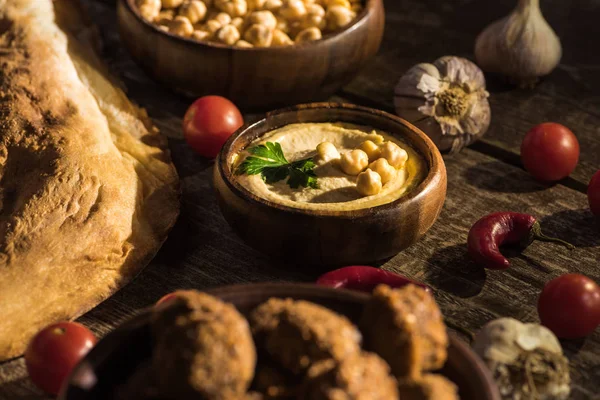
[235,142,318,189]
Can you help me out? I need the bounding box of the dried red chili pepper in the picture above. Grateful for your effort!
[468,212,574,270]
[316,266,430,293]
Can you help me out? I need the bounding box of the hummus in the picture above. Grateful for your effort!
[234,123,427,211]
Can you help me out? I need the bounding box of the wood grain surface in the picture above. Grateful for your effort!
[1,0,599,398]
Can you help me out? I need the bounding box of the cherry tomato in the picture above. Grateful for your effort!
[538,274,600,339]
[156,291,181,306]
[183,96,244,159]
[588,170,600,216]
[316,266,430,293]
[25,322,97,395]
[520,123,580,182]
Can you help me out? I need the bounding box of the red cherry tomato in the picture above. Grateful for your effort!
[156,291,181,306]
[183,96,244,159]
[25,322,97,395]
[316,266,430,293]
[538,274,600,339]
[588,170,600,216]
[520,123,580,182]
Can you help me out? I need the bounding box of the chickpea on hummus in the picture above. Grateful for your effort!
[234,122,427,211]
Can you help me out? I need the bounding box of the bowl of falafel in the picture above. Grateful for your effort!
[59,283,500,400]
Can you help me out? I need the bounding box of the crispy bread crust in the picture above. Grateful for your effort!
[0,0,179,360]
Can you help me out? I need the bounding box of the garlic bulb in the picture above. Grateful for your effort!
[394,56,491,153]
[475,0,562,86]
[473,318,570,400]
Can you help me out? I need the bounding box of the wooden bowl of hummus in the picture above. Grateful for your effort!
[214,103,447,267]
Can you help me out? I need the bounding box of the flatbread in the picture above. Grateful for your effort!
[0,0,180,360]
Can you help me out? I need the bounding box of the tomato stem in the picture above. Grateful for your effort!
[52,327,67,335]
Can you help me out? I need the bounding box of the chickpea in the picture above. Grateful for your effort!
[170,16,194,36]
[368,158,396,184]
[246,10,277,30]
[215,0,248,17]
[302,0,317,5]
[157,9,175,19]
[264,0,283,11]
[326,5,355,30]
[179,1,208,24]
[215,11,233,24]
[295,26,321,42]
[192,29,211,40]
[158,24,170,32]
[326,0,351,8]
[244,24,273,47]
[276,18,289,33]
[137,0,160,8]
[315,142,341,165]
[204,19,223,33]
[307,3,325,16]
[155,10,175,25]
[380,142,408,168]
[235,39,254,47]
[137,0,161,20]
[279,0,307,21]
[247,0,267,9]
[231,17,245,30]
[271,29,294,46]
[356,140,380,162]
[302,4,325,29]
[161,0,185,8]
[340,149,369,175]
[216,24,241,44]
[356,169,382,196]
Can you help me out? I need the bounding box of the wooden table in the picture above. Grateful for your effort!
[1,0,599,398]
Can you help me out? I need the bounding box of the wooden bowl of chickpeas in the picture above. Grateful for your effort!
[213,103,447,267]
[117,0,384,109]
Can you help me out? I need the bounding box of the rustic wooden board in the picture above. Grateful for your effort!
[2,149,598,398]
[383,150,600,399]
[342,0,600,187]
[0,0,599,398]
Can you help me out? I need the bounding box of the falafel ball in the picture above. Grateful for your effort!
[301,352,400,400]
[398,374,459,400]
[360,284,448,378]
[151,290,256,400]
[250,298,362,374]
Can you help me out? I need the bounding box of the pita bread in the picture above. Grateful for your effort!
[0,0,180,360]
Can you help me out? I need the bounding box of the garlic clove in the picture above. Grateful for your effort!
[474,0,562,87]
[473,317,523,365]
[394,56,491,153]
[395,63,441,99]
[518,322,562,354]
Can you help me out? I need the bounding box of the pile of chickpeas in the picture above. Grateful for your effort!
[135,0,363,47]
[315,139,409,197]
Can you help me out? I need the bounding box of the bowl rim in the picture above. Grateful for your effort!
[217,102,445,218]
[121,0,378,52]
[60,283,500,400]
